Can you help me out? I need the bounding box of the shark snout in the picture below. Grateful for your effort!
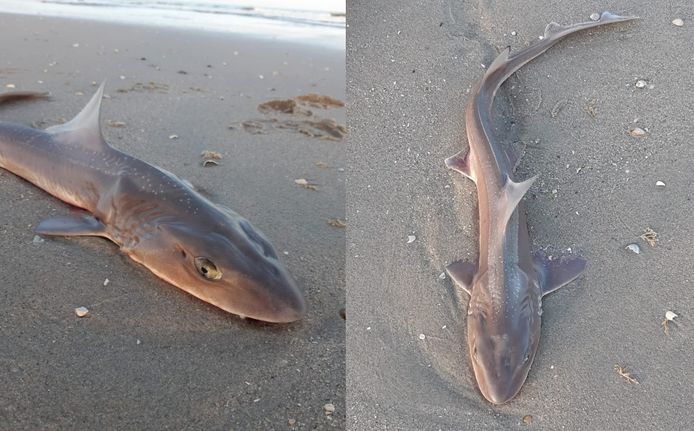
[480,381,521,405]
[476,363,529,405]
[232,269,306,323]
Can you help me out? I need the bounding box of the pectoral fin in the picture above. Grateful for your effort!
[446,259,477,295]
[533,252,587,297]
[35,214,108,238]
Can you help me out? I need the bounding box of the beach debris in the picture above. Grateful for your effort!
[103,278,110,286]
[296,93,345,109]
[672,18,684,27]
[5,84,15,89]
[288,418,296,426]
[418,333,426,340]
[200,150,222,159]
[117,81,169,93]
[237,95,346,141]
[339,308,346,320]
[614,363,639,384]
[240,120,264,134]
[584,98,598,118]
[32,235,44,245]
[328,218,346,228]
[107,120,126,128]
[200,150,222,167]
[590,13,600,21]
[661,310,678,335]
[258,99,311,116]
[522,415,533,425]
[627,127,647,138]
[168,134,178,140]
[294,178,318,191]
[625,243,641,254]
[323,403,335,415]
[407,235,416,244]
[294,118,346,140]
[550,99,567,118]
[656,180,665,187]
[635,79,647,88]
[640,228,658,247]
[177,70,188,75]
[75,306,90,317]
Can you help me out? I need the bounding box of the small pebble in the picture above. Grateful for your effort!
[672,18,684,27]
[323,403,335,415]
[288,418,296,426]
[590,13,600,21]
[438,272,446,280]
[628,127,647,138]
[511,31,517,36]
[5,83,15,89]
[656,181,665,187]
[625,243,641,254]
[635,80,647,88]
[523,415,533,425]
[665,311,678,321]
[136,339,141,345]
[169,134,178,140]
[72,43,79,48]
[103,278,110,286]
[32,235,44,245]
[75,306,89,317]
[418,333,426,340]
[407,235,416,244]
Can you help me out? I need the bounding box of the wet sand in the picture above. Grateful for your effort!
[347,1,693,430]
[0,14,344,430]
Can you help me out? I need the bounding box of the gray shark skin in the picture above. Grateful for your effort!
[0,83,305,323]
[445,12,636,404]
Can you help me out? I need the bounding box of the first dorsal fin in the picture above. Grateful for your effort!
[498,174,537,231]
[46,81,108,151]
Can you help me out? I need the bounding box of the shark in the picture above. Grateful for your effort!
[445,12,637,403]
[0,83,305,323]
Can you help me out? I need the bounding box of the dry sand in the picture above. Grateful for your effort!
[0,14,344,430]
[348,1,694,430]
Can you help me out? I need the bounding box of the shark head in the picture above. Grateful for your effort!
[466,270,542,404]
[129,210,306,323]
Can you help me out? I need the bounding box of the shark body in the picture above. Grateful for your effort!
[0,84,305,323]
[445,12,636,403]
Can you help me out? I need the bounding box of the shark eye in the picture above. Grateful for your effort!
[194,257,222,280]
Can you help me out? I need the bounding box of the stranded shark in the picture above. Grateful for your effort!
[0,84,305,323]
[445,12,636,403]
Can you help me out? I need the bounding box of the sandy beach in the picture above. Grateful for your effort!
[347,1,693,430]
[0,13,344,430]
